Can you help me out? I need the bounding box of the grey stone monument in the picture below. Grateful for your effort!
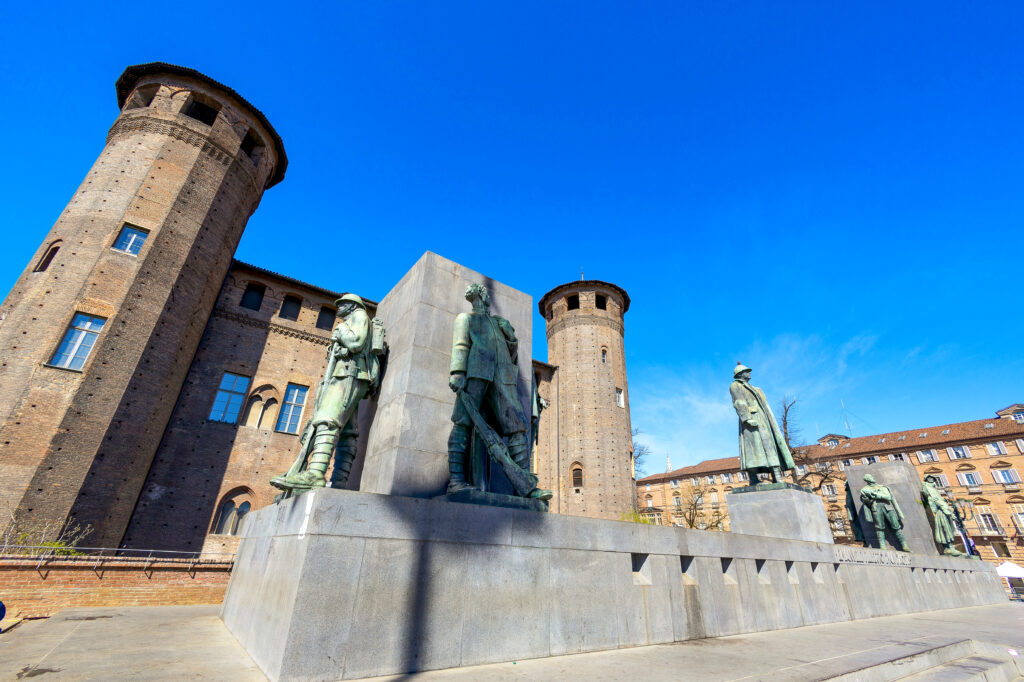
[357,252,534,498]
[727,485,834,544]
[846,460,938,555]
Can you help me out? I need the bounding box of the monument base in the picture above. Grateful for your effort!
[222,488,1004,681]
[441,488,548,512]
[726,486,834,544]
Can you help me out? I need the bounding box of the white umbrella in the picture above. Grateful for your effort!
[995,561,1024,579]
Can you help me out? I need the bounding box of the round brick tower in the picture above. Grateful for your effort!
[538,280,633,520]
[0,63,286,546]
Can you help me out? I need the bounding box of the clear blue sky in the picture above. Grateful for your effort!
[2,3,1022,476]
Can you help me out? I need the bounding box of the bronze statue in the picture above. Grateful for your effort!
[447,283,551,503]
[729,363,795,483]
[860,473,910,552]
[271,294,386,496]
[922,476,964,556]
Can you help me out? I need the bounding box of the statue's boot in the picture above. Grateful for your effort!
[894,529,911,552]
[771,466,784,483]
[330,429,358,489]
[507,432,551,500]
[446,425,473,494]
[271,425,337,492]
[876,536,888,550]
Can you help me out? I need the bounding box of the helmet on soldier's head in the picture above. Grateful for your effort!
[335,293,366,310]
[734,363,752,378]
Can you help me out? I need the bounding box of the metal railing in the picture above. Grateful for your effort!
[0,545,235,573]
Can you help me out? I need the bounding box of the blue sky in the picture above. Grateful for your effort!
[2,3,1022,477]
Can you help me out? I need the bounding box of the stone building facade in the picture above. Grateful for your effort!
[534,281,635,520]
[0,63,635,554]
[637,405,1024,577]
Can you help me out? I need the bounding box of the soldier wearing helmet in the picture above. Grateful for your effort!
[730,362,795,484]
[272,293,375,493]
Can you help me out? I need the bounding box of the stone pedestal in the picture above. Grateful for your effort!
[356,252,534,498]
[221,488,1004,681]
[846,461,938,555]
[727,486,834,544]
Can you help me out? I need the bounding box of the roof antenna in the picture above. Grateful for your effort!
[841,399,853,436]
[580,267,584,281]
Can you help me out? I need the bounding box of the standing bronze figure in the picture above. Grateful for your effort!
[271,294,386,496]
[730,363,795,484]
[922,476,964,556]
[860,473,910,552]
[447,283,551,503]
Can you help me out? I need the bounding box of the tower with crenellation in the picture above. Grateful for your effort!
[535,280,634,520]
[0,63,286,546]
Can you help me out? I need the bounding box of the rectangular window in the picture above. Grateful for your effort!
[112,224,149,256]
[50,313,106,370]
[279,295,302,321]
[957,472,983,487]
[1017,439,1024,454]
[947,446,970,460]
[710,492,719,506]
[822,483,837,496]
[916,450,939,463]
[863,456,878,465]
[670,479,680,488]
[209,372,250,423]
[615,388,625,408]
[986,441,1008,456]
[646,499,653,508]
[1013,412,1024,424]
[240,283,266,311]
[738,471,749,481]
[595,294,607,310]
[316,305,336,331]
[673,496,681,506]
[566,294,580,310]
[276,383,308,433]
[722,473,732,483]
[795,464,808,475]
[993,469,1022,484]
[891,453,906,461]
[705,475,716,485]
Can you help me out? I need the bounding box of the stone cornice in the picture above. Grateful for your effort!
[212,307,331,346]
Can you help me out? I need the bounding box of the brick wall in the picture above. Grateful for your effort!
[0,555,232,619]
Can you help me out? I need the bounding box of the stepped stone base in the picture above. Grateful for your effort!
[221,488,1005,681]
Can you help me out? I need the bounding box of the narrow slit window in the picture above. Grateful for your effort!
[571,466,584,487]
[279,295,302,321]
[35,241,61,272]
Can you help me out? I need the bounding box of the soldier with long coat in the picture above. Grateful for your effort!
[922,477,961,555]
[730,363,795,483]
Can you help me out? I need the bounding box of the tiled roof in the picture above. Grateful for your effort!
[637,410,1024,485]
[231,260,379,309]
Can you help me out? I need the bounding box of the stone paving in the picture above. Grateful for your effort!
[1,602,1022,680]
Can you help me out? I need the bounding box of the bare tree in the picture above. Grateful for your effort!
[779,395,801,449]
[631,427,651,475]
[1,506,93,556]
[668,482,728,531]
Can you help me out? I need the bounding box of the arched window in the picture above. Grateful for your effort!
[601,348,607,364]
[571,465,584,487]
[243,395,263,427]
[279,294,302,321]
[212,492,253,536]
[34,240,62,272]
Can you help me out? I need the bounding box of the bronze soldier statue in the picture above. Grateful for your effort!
[860,473,910,552]
[447,283,551,502]
[730,363,795,484]
[271,294,385,495]
[922,476,964,556]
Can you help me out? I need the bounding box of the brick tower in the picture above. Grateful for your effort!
[536,280,634,520]
[0,63,286,546]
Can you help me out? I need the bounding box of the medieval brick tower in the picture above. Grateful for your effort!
[536,280,634,520]
[0,63,285,546]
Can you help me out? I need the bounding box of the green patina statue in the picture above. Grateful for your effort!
[860,473,910,552]
[447,283,552,504]
[844,479,867,546]
[271,294,386,496]
[922,476,964,556]
[730,363,795,484]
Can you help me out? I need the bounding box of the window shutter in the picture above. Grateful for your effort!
[917,451,928,464]
[1016,439,1024,453]
[946,447,956,460]
[1012,469,1022,483]
[937,474,950,487]
[956,473,967,486]
[998,441,1008,455]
